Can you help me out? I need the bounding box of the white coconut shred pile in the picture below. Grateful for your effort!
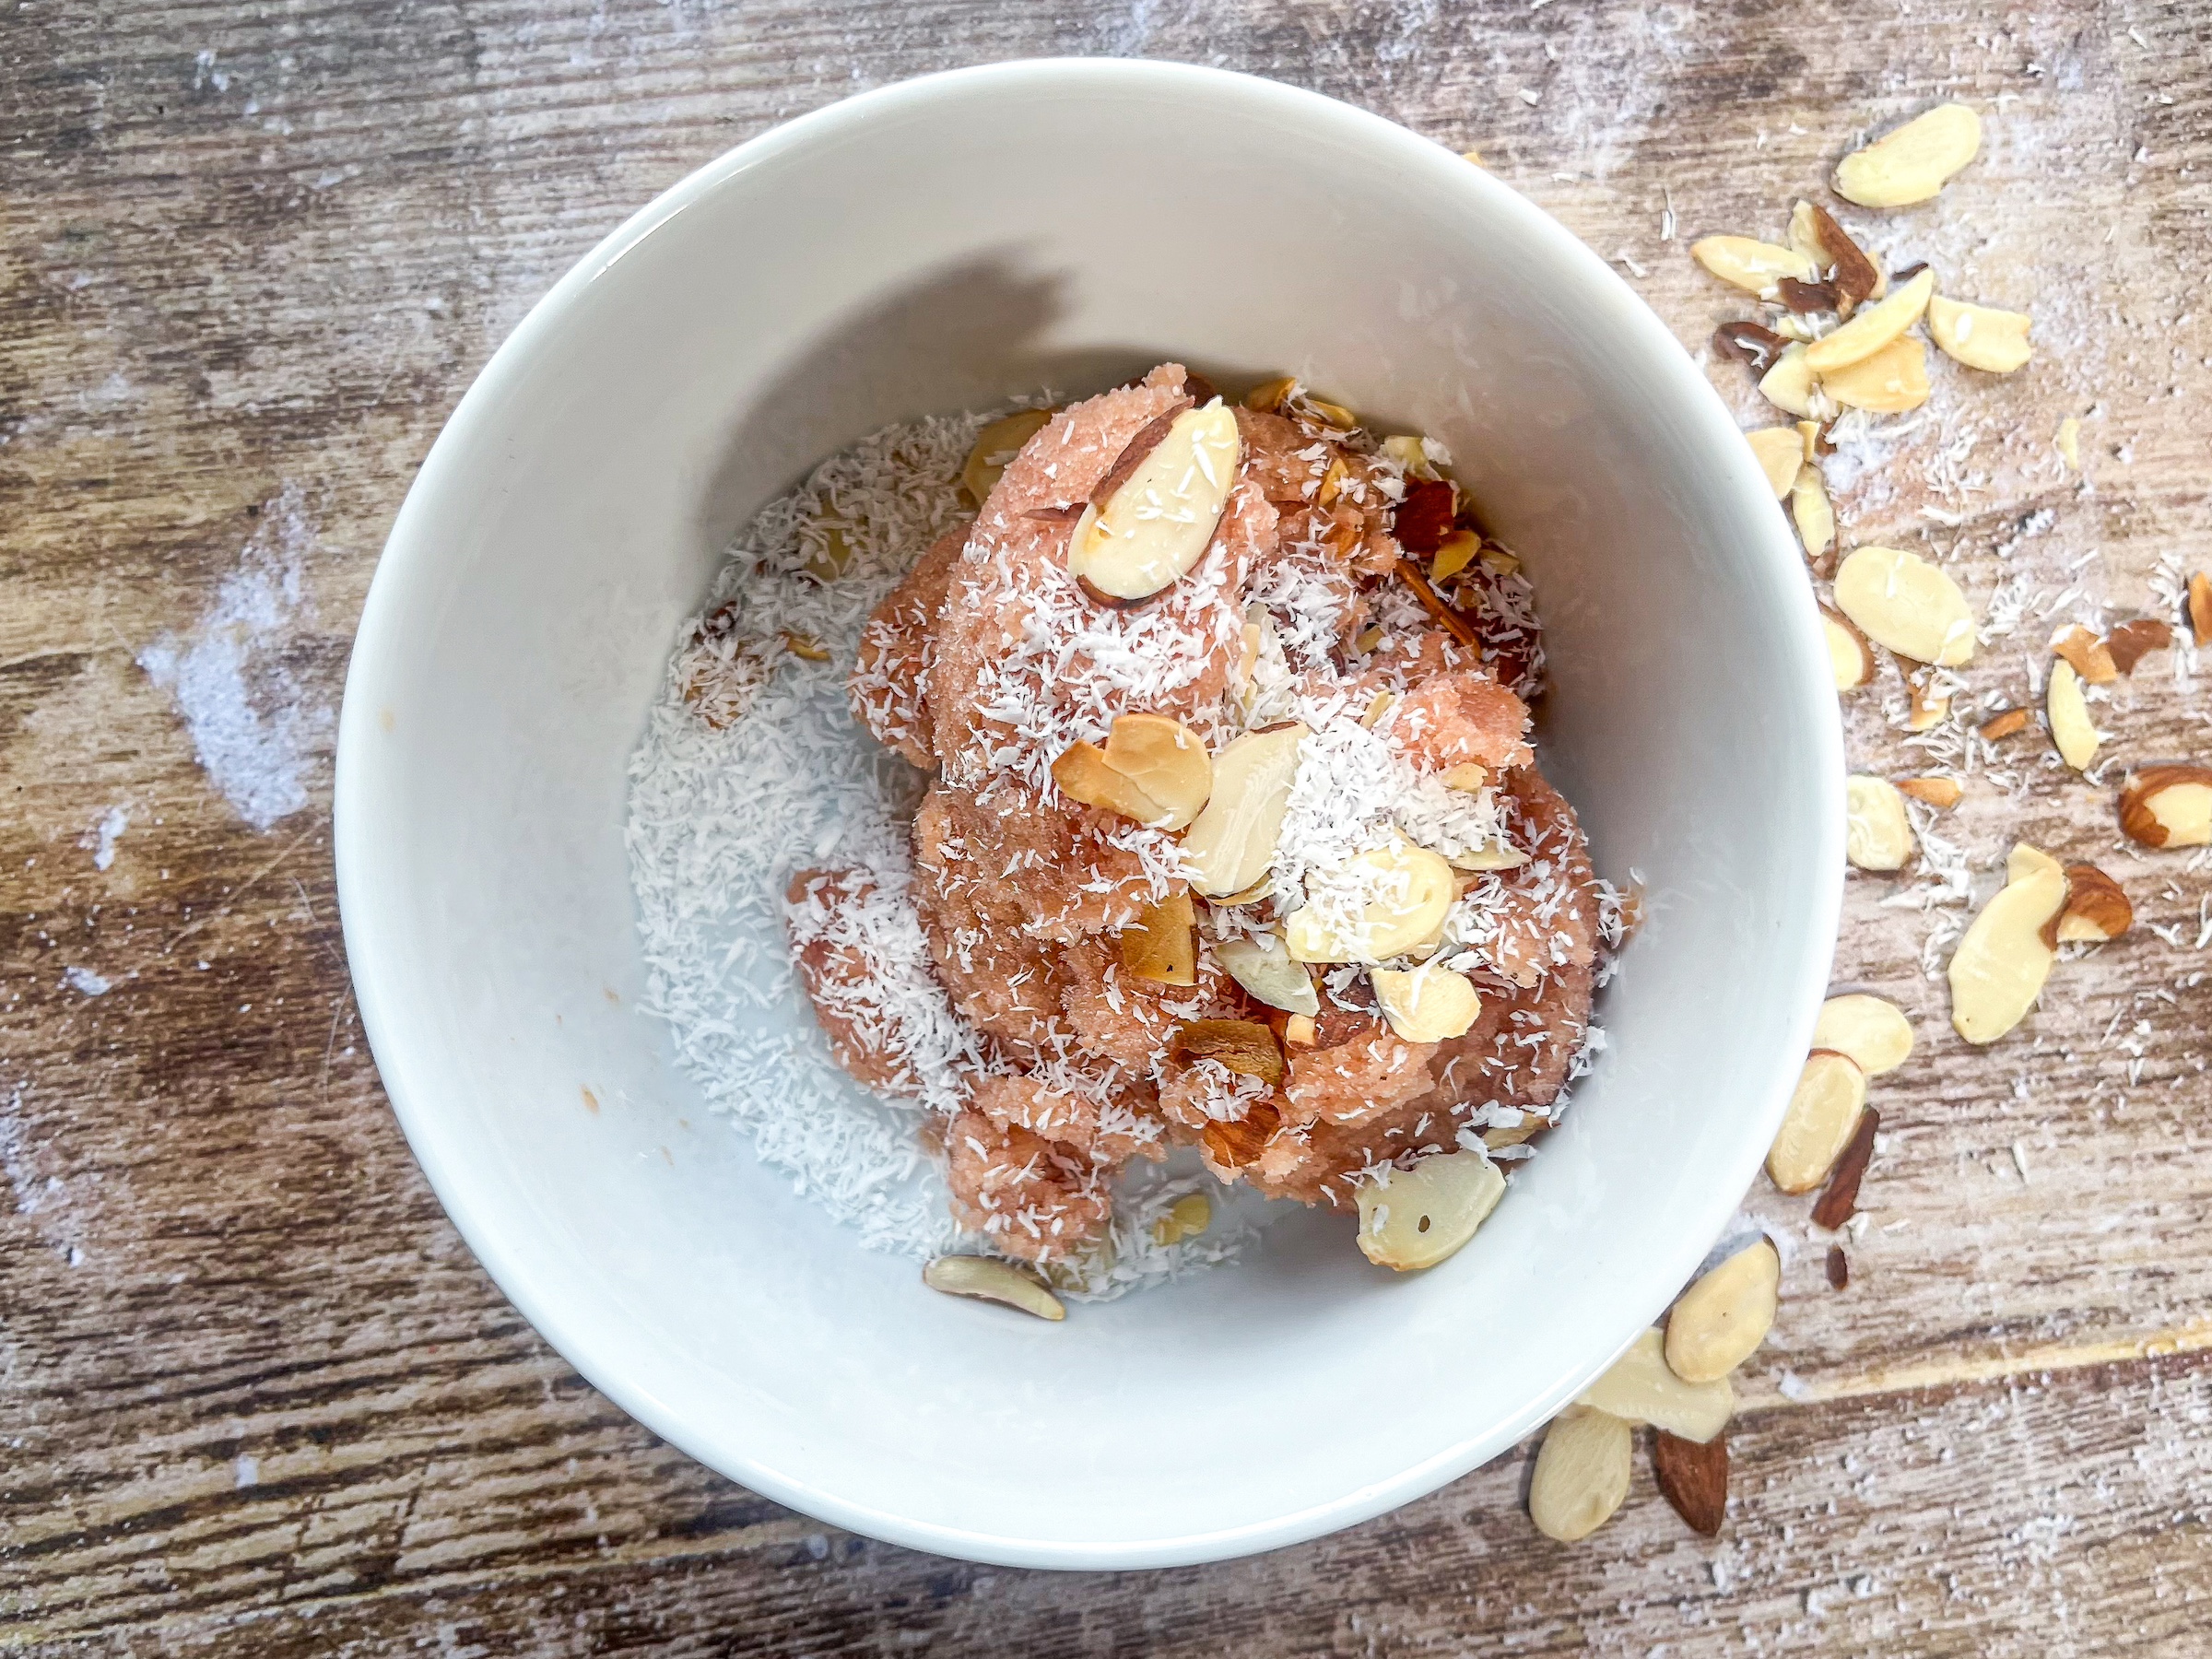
[623,407,1270,1292]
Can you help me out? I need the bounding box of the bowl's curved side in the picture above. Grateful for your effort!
[335,57,1841,1570]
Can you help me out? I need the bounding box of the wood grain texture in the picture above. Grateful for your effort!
[4,0,2209,1653]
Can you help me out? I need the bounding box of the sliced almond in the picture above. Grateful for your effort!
[1052,741,1167,824]
[959,408,1055,506]
[1804,267,1935,373]
[1182,723,1308,897]
[1810,1104,1880,1230]
[1242,376,1297,414]
[2053,863,2134,944]
[1575,1327,1735,1443]
[1927,294,2032,373]
[1790,465,1834,559]
[923,1255,1065,1321]
[2050,624,2119,685]
[1947,843,2066,1043]
[1767,1050,1868,1194]
[1067,405,1241,602]
[779,629,832,662]
[1171,1018,1285,1087]
[1785,198,1825,268]
[1833,102,1983,206]
[2105,618,2172,675]
[1896,775,1963,809]
[1371,963,1483,1042]
[1381,433,1441,479]
[1846,775,1915,871]
[1214,934,1320,1016]
[1652,1430,1729,1538]
[1978,707,2029,742]
[1120,889,1196,986]
[2191,571,2212,647]
[1820,334,1932,414]
[1906,677,1951,732]
[1691,235,1818,294]
[2119,766,2212,849]
[1665,1239,1780,1383]
[1529,1407,1633,1544]
[1100,712,1213,830]
[1441,762,1488,792]
[1758,343,1819,418]
[1149,1192,1212,1247]
[1822,607,1876,690]
[1283,840,1458,965]
[1811,993,1914,1075]
[2056,415,2082,470]
[1356,1149,1505,1271]
[1833,546,1977,665]
[2046,658,2100,771]
[1746,428,1804,498]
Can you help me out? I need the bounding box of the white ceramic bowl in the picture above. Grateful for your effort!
[336,59,1841,1570]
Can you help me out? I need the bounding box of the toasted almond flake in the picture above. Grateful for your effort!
[1052,740,1167,824]
[1576,1327,1735,1442]
[1906,677,1951,731]
[1846,775,1915,871]
[2119,767,2212,849]
[1372,962,1484,1042]
[2050,624,2119,685]
[1820,334,1932,413]
[1150,1193,1212,1246]
[1759,343,1819,418]
[924,1255,1065,1320]
[1979,707,2030,742]
[1530,1407,1633,1543]
[2106,618,2172,674]
[779,629,832,662]
[959,408,1055,506]
[2191,571,2212,646]
[1242,376,1297,413]
[1948,843,2065,1043]
[1068,405,1241,601]
[1822,607,1875,690]
[1812,994,1914,1074]
[1182,724,1308,897]
[1652,1430,1729,1538]
[1430,528,1480,581]
[1927,294,2033,373]
[1833,102,1983,206]
[2052,863,2134,946]
[2046,658,2100,771]
[1691,235,1818,294]
[2056,416,2082,469]
[1790,465,1834,558]
[1746,428,1805,498]
[1284,840,1458,964]
[1896,774,1963,809]
[1357,1148,1505,1271]
[1282,1013,1317,1047]
[1768,1051,1868,1194]
[1214,934,1320,1016]
[1805,268,1935,373]
[1099,712,1213,830]
[1833,545,1977,665]
[1120,888,1197,986]
[1171,1018,1285,1087]
[1665,1239,1780,1383]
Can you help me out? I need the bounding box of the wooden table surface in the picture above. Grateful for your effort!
[6,1,2210,1652]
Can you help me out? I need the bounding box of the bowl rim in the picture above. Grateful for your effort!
[336,55,1844,1570]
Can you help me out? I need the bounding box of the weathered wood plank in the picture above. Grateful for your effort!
[3,0,2209,1652]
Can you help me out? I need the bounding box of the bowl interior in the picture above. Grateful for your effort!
[336,61,1841,1569]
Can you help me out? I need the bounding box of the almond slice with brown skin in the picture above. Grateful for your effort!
[1821,335,1932,413]
[2050,624,2119,685]
[1811,994,1914,1075]
[1897,775,1963,809]
[1575,1327,1734,1442]
[1808,203,1881,307]
[1120,889,1196,985]
[1529,1407,1633,1543]
[1948,843,2066,1043]
[1665,1239,1780,1383]
[1823,607,1876,690]
[1805,268,1935,374]
[923,1255,1066,1321]
[2050,864,2133,946]
[1833,102,1983,206]
[1746,428,1805,498]
[2106,618,2172,675]
[1834,546,1977,665]
[1768,1051,1867,1194]
[1356,1149,1505,1271]
[1846,775,1915,871]
[1652,1430,1729,1537]
[1691,235,1818,294]
[2119,766,2212,848]
[1810,1105,1880,1230]
[1928,295,2033,373]
[1067,404,1241,602]
[1182,723,1308,897]
[2047,658,2100,771]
